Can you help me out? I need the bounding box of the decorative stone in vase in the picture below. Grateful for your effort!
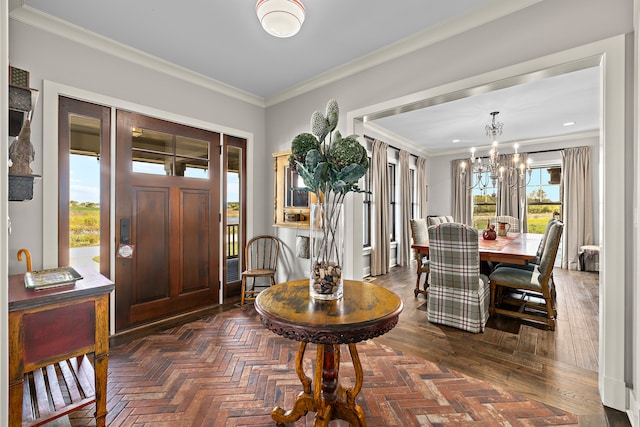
[309,203,344,300]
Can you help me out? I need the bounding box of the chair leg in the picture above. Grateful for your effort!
[240,277,246,306]
[423,272,429,294]
[544,294,556,330]
[489,281,496,316]
[414,271,422,297]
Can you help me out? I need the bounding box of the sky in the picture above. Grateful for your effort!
[70,154,240,204]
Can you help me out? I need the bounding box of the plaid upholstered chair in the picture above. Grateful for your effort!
[426,215,455,227]
[410,218,429,297]
[427,222,490,333]
[489,220,564,330]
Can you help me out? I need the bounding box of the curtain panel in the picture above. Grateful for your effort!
[371,140,390,276]
[561,146,593,270]
[497,153,528,232]
[398,150,412,267]
[452,159,472,225]
[417,157,427,218]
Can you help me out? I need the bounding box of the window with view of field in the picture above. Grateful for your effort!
[526,166,561,233]
[70,154,101,249]
[472,166,561,233]
[472,175,499,230]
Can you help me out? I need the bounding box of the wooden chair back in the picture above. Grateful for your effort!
[245,235,279,273]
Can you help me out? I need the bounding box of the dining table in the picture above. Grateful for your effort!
[412,232,542,265]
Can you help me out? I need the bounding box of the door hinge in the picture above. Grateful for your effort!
[219,213,222,222]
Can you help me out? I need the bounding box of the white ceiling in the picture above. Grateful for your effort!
[14,0,599,155]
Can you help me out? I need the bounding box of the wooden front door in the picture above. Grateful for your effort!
[115,111,220,330]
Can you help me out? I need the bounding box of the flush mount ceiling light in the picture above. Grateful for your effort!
[256,0,305,38]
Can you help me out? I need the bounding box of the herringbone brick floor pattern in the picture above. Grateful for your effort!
[67,307,578,426]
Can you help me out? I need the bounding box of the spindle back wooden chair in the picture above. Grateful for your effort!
[240,235,280,306]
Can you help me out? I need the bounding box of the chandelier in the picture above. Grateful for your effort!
[256,0,305,38]
[460,111,531,191]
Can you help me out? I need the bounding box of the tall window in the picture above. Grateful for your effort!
[526,166,561,233]
[388,163,396,242]
[363,156,372,247]
[472,176,498,229]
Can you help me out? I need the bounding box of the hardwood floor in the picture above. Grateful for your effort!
[46,264,630,426]
[372,264,630,426]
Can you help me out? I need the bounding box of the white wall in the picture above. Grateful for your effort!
[428,135,601,244]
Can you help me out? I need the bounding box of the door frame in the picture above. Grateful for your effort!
[57,96,111,279]
[222,135,247,300]
[41,81,254,334]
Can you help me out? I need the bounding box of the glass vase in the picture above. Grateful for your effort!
[309,202,344,300]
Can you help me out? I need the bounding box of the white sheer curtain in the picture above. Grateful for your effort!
[561,146,593,270]
[417,157,427,218]
[452,159,472,225]
[497,153,528,232]
[371,139,390,276]
[398,150,412,267]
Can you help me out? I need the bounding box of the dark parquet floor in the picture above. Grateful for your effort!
[46,264,630,426]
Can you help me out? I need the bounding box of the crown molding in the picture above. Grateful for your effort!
[430,130,599,158]
[265,0,542,107]
[9,6,266,108]
[364,122,431,156]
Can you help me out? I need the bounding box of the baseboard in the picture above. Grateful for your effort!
[600,373,628,412]
[628,388,639,427]
[109,301,240,347]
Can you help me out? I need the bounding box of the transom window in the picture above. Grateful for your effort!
[131,127,209,178]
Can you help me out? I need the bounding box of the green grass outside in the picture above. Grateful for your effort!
[473,207,560,234]
[70,205,100,248]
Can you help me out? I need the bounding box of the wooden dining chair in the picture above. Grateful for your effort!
[427,222,490,333]
[240,235,280,306]
[410,218,429,297]
[489,220,563,330]
[491,218,559,293]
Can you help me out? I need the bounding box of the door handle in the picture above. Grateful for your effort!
[120,218,130,244]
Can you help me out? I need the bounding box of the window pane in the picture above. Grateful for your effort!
[133,151,172,175]
[69,114,101,270]
[389,163,396,242]
[132,128,172,154]
[526,165,562,233]
[177,157,209,178]
[226,145,242,284]
[472,174,498,229]
[176,135,209,159]
[363,156,371,247]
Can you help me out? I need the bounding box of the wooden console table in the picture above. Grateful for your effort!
[255,279,403,426]
[8,266,114,426]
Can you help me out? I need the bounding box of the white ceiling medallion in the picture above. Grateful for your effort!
[256,0,306,38]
